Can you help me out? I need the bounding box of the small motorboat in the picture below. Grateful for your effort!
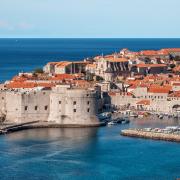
[107,121,117,126]
[121,119,130,124]
[159,115,164,119]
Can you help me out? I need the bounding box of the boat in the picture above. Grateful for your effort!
[121,119,130,124]
[130,114,138,118]
[158,115,164,119]
[108,121,117,126]
[98,112,111,122]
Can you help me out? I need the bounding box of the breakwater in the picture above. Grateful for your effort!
[121,129,180,143]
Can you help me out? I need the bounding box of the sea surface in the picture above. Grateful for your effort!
[0,38,180,179]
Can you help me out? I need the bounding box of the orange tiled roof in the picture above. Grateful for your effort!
[136,99,150,105]
[148,85,172,94]
[12,76,28,82]
[50,74,76,81]
[173,66,180,72]
[56,62,72,68]
[140,50,158,56]
[173,83,180,86]
[161,48,180,53]
[6,82,55,89]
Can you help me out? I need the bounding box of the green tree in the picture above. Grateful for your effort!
[33,68,44,74]
[174,56,180,61]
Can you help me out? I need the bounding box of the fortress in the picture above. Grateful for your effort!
[0,84,101,126]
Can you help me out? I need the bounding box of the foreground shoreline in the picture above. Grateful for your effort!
[121,129,180,143]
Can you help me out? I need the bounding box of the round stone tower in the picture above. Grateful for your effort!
[48,85,100,126]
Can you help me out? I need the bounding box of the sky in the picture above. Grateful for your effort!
[0,0,180,38]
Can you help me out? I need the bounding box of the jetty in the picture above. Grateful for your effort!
[121,128,180,143]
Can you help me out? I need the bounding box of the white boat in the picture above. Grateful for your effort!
[121,119,130,124]
[108,121,116,126]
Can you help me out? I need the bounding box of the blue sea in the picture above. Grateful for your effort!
[0,38,180,180]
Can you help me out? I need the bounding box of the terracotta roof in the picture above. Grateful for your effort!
[173,66,180,72]
[136,100,150,105]
[161,48,180,53]
[12,76,27,82]
[140,50,159,56]
[148,85,172,94]
[108,92,116,96]
[50,74,76,81]
[56,62,72,68]
[6,82,55,89]
[173,83,180,86]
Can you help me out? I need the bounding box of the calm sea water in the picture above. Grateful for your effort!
[0,39,180,179]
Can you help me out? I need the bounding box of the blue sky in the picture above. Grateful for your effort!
[0,0,180,38]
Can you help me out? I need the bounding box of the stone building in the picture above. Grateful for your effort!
[0,85,101,126]
[0,88,51,123]
[95,57,130,79]
[44,61,88,75]
[109,85,180,114]
[48,85,99,125]
[133,64,167,75]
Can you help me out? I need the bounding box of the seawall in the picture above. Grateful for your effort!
[0,121,106,135]
[121,129,180,143]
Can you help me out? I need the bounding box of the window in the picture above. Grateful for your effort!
[25,106,28,111]
[87,108,90,112]
[59,101,61,104]
[73,101,76,105]
[87,101,90,105]
[73,109,76,112]
[2,97,4,100]
[44,106,48,110]
[87,94,89,97]
[35,106,38,110]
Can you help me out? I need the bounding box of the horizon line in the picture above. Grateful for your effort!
[0,37,180,39]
